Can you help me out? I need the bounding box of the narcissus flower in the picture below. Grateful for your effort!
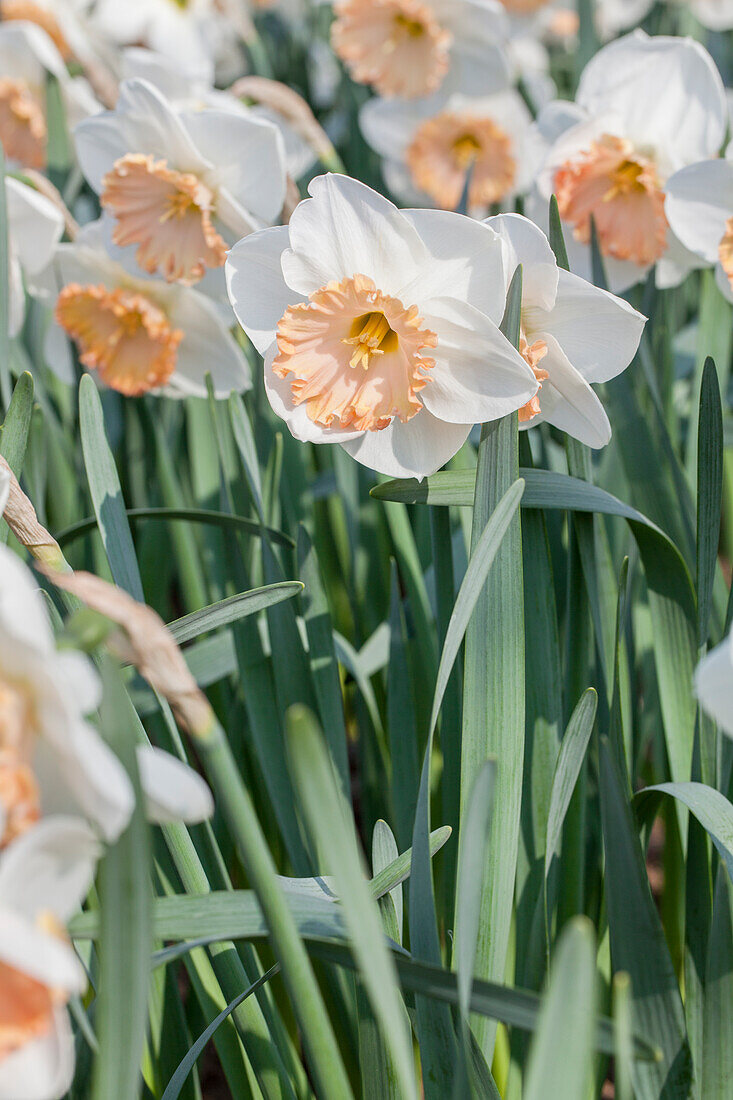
[360,89,533,212]
[487,213,645,446]
[330,0,511,100]
[226,174,539,478]
[665,153,733,303]
[695,629,733,739]
[50,220,250,397]
[0,21,98,170]
[0,816,100,1100]
[5,178,64,338]
[528,31,726,292]
[74,78,286,286]
[0,517,214,842]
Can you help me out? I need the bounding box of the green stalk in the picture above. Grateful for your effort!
[455,267,525,1059]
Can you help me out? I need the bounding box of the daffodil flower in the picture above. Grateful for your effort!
[0,21,99,171]
[487,212,645,446]
[527,31,727,293]
[49,220,250,397]
[0,514,214,844]
[360,89,534,213]
[226,173,540,478]
[330,0,511,101]
[74,78,287,287]
[0,816,100,1100]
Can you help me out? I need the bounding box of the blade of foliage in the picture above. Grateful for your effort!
[55,507,294,549]
[696,357,723,647]
[168,583,303,644]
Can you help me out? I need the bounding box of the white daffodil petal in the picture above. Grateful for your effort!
[525,269,645,384]
[166,288,251,399]
[136,746,214,824]
[5,179,64,278]
[665,159,733,264]
[0,544,55,654]
[0,1007,76,1100]
[340,411,472,480]
[398,210,508,321]
[695,633,733,738]
[420,296,538,424]
[282,174,428,298]
[46,721,135,844]
[0,910,85,994]
[486,212,559,312]
[226,225,301,356]
[534,333,612,448]
[0,816,100,922]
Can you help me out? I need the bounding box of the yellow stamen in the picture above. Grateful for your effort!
[344,311,395,369]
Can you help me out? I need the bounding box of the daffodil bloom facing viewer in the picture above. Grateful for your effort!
[226,174,540,479]
[527,31,727,293]
[74,78,287,287]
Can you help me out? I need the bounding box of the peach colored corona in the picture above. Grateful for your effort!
[517,335,548,422]
[331,0,452,99]
[406,111,516,210]
[0,679,40,848]
[554,134,667,266]
[273,274,438,432]
[56,283,183,397]
[0,77,46,169]
[0,912,69,1060]
[719,216,733,290]
[0,0,72,59]
[101,154,228,286]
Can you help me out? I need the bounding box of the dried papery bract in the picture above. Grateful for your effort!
[0,456,67,571]
[41,568,214,739]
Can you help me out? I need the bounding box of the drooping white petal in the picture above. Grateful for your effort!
[665,159,733,265]
[398,209,508,321]
[340,409,471,479]
[486,212,559,312]
[694,632,733,738]
[52,651,102,716]
[525,269,645,383]
[530,333,612,448]
[5,179,64,279]
[282,174,429,298]
[655,228,708,290]
[420,296,538,424]
[0,910,85,994]
[226,225,301,356]
[0,1007,76,1100]
[136,746,214,824]
[0,816,100,922]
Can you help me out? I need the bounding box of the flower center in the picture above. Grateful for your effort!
[0,1,73,59]
[0,677,39,848]
[718,217,733,290]
[101,154,228,285]
[517,335,548,423]
[406,112,516,210]
[55,283,183,396]
[273,273,437,432]
[331,0,452,99]
[0,77,46,170]
[554,133,667,266]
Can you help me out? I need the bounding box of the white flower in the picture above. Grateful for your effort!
[487,213,645,446]
[5,178,64,338]
[0,538,214,844]
[527,31,727,293]
[49,219,250,397]
[330,0,512,101]
[597,0,733,36]
[665,151,733,303]
[120,48,318,182]
[0,20,99,171]
[695,628,733,738]
[74,78,287,287]
[226,173,539,479]
[0,816,100,1100]
[90,0,251,83]
[360,89,534,213]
